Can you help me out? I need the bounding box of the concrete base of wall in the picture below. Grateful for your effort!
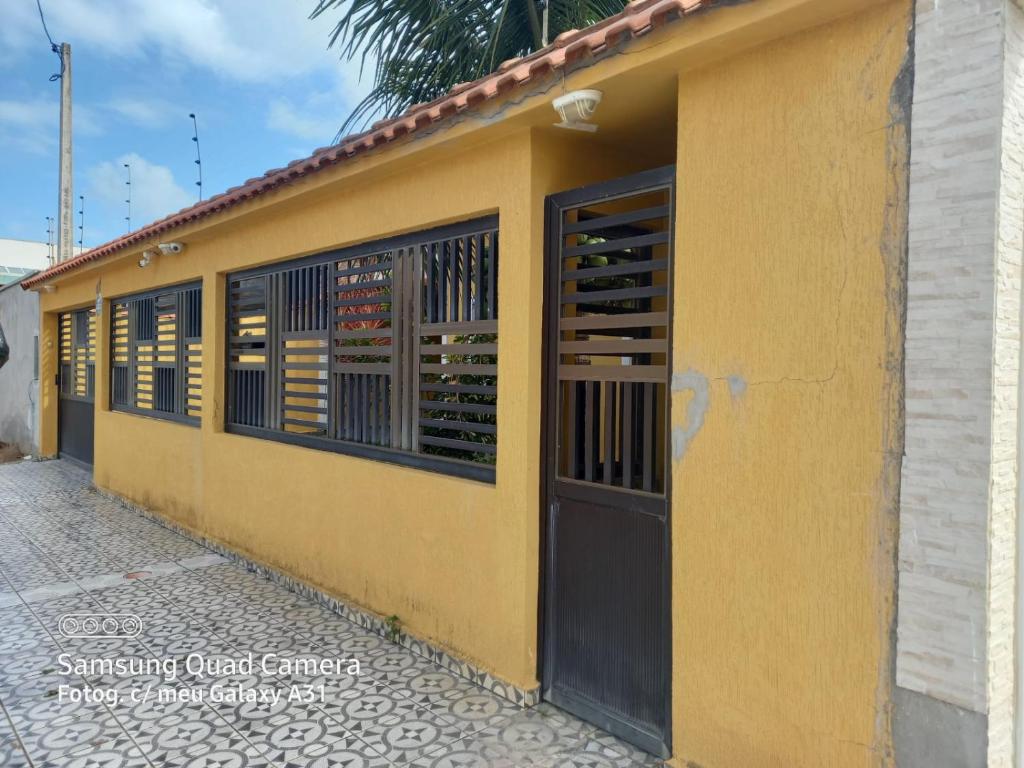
[893,686,987,768]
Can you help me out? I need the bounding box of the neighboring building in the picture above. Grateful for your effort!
[0,275,40,454]
[0,238,49,286]
[17,1,1022,766]
[0,238,46,453]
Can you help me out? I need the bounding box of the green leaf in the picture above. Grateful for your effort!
[310,0,630,140]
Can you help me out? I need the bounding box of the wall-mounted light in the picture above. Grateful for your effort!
[138,251,155,269]
[553,90,603,133]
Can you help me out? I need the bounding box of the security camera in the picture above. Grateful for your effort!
[158,242,185,255]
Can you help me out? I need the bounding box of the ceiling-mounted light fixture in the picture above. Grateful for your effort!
[553,89,603,133]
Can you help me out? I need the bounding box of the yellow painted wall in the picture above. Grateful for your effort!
[41,134,546,688]
[36,127,670,689]
[670,2,909,766]
[35,0,911,764]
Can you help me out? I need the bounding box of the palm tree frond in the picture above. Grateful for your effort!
[316,0,630,139]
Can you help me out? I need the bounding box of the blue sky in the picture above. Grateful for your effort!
[0,0,375,250]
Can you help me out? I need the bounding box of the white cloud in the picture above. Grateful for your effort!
[266,56,377,147]
[0,2,40,66]
[267,98,337,145]
[0,96,101,154]
[0,98,55,154]
[87,153,193,229]
[3,0,371,86]
[4,1,375,154]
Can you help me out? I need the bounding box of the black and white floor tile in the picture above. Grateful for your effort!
[0,459,662,766]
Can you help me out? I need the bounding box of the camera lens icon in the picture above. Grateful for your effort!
[58,613,143,638]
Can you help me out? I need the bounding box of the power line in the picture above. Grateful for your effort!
[189,113,203,201]
[45,216,54,266]
[78,195,84,254]
[124,163,132,231]
[35,0,64,81]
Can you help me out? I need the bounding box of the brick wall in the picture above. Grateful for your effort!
[900,1,1021,764]
[988,3,1023,762]
[900,0,1003,713]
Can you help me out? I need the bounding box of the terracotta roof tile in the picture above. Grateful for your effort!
[23,0,716,289]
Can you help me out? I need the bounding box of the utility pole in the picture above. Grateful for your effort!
[56,42,72,264]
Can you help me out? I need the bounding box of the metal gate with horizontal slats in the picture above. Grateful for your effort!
[542,166,674,758]
[58,307,96,467]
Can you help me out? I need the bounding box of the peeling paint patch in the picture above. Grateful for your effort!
[671,369,709,461]
[727,374,747,399]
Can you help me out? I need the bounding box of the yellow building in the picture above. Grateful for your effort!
[23,0,1023,765]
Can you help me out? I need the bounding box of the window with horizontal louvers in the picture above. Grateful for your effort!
[111,282,202,425]
[226,216,499,482]
[59,308,96,401]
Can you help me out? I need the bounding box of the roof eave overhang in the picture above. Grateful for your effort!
[23,0,884,290]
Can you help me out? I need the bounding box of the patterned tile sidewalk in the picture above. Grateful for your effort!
[0,459,661,768]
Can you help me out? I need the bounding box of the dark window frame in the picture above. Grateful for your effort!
[110,281,203,427]
[224,215,499,483]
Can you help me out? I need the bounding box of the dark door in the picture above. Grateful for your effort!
[542,166,674,758]
[58,308,96,467]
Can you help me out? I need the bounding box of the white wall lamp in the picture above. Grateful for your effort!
[553,89,603,133]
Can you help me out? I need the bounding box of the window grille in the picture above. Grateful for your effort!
[552,185,672,494]
[58,308,96,401]
[111,282,202,424]
[227,216,499,482]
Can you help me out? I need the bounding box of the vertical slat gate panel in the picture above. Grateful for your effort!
[390,251,405,449]
[331,246,395,449]
[410,246,422,452]
[474,233,484,321]
[417,222,499,466]
[227,276,267,428]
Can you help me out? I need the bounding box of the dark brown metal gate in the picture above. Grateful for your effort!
[58,308,96,467]
[542,166,674,758]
